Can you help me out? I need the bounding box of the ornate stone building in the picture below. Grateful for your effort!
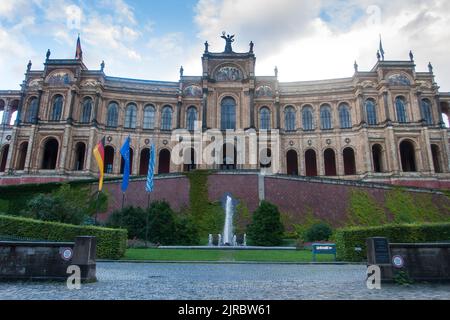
[1,35,450,187]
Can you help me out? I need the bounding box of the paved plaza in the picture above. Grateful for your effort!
[1,263,450,300]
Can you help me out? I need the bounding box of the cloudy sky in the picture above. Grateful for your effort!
[1,0,450,91]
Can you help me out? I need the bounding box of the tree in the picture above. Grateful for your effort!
[305,223,333,242]
[247,201,284,246]
[107,206,147,239]
[147,201,178,245]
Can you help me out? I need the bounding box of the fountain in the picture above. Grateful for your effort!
[223,195,234,245]
[208,234,213,247]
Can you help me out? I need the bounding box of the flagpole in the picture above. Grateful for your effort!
[121,192,126,210]
[95,190,100,225]
[145,192,150,247]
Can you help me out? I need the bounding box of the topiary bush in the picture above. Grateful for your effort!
[247,201,284,246]
[0,215,127,259]
[305,222,333,242]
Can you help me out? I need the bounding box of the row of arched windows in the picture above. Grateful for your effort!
[21,95,436,129]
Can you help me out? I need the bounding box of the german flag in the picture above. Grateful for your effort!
[93,137,106,191]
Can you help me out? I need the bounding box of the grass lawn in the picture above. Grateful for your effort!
[123,249,335,263]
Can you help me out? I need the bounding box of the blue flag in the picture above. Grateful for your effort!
[146,144,156,193]
[120,136,131,193]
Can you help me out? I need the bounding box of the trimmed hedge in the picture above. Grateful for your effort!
[335,222,450,262]
[0,215,127,260]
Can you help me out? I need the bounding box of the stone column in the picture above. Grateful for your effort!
[92,92,101,126]
[59,125,72,172]
[383,91,391,124]
[67,90,77,124]
[202,89,208,131]
[386,127,399,173]
[24,127,37,172]
[249,89,255,128]
[34,90,43,124]
[86,128,96,173]
[435,95,445,128]
[15,91,26,126]
[176,101,182,129]
[275,99,281,129]
[358,94,366,125]
[1,99,10,127]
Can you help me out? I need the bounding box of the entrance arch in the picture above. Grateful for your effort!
[324,148,337,176]
[0,145,9,172]
[41,138,59,170]
[158,149,171,174]
[139,148,150,176]
[431,144,442,173]
[343,147,356,175]
[286,150,299,175]
[221,144,237,170]
[120,148,134,174]
[305,149,318,177]
[400,140,417,172]
[16,142,28,170]
[183,148,197,172]
[74,142,86,171]
[372,144,383,173]
[104,146,115,174]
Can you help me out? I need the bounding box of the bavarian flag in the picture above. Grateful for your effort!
[93,137,106,191]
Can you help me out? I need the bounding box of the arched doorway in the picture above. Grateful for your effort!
[221,144,237,170]
[372,144,383,173]
[286,150,299,175]
[120,148,134,174]
[16,142,28,170]
[104,146,115,174]
[260,148,272,169]
[183,148,196,172]
[41,138,59,170]
[431,144,442,173]
[0,145,9,172]
[305,149,318,177]
[324,149,337,176]
[158,149,171,174]
[139,148,150,176]
[74,142,86,171]
[400,140,417,172]
[343,147,356,175]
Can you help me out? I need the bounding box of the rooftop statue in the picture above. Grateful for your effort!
[221,32,235,53]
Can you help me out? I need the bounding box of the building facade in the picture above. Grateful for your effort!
[1,36,450,186]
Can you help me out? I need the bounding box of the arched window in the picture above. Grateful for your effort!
[143,105,156,130]
[158,149,171,174]
[395,97,408,123]
[50,95,63,121]
[81,98,92,123]
[302,106,314,131]
[26,97,38,123]
[372,144,383,173]
[161,106,173,131]
[324,148,337,176]
[431,145,442,173]
[41,138,59,170]
[107,102,119,127]
[365,99,377,125]
[259,107,271,130]
[320,105,332,130]
[74,142,86,171]
[221,97,236,130]
[0,145,9,172]
[343,147,356,175]
[286,150,299,175]
[284,106,296,131]
[7,100,19,125]
[421,99,433,125]
[339,103,352,129]
[186,106,198,131]
[104,146,115,174]
[124,103,137,129]
[16,142,28,170]
[305,149,318,177]
[400,140,417,172]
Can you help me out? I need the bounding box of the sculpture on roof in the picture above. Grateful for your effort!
[221,32,235,53]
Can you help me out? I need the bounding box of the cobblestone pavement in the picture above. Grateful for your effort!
[1,263,450,300]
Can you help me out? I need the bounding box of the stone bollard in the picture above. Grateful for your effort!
[72,236,97,282]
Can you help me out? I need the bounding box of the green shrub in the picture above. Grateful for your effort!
[305,223,333,242]
[347,189,387,226]
[147,201,178,245]
[247,201,284,246]
[175,216,200,246]
[107,206,147,239]
[293,209,323,242]
[335,222,450,262]
[0,215,127,259]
